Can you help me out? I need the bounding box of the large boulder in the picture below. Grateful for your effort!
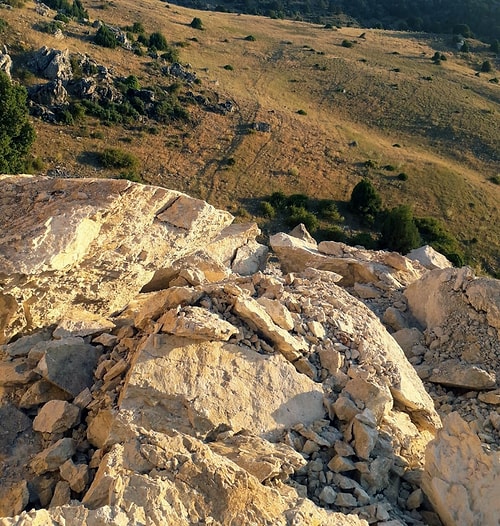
[406,245,452,270]
[118,335,326,441]
[0,175,234,343]
[422,412,500,526]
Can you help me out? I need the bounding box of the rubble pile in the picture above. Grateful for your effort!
[1,176,499,525]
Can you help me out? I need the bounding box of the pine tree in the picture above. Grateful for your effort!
[0,72,36,173]
[380,205,421,254]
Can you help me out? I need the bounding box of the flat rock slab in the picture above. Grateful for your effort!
[119,334,325,441]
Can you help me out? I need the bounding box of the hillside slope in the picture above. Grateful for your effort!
[0,0,499,272]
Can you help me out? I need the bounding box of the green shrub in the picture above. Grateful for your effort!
[380,205,421,254]
[54,13,70,23]
[37,20,64,34]
[223,64,234,70]
[269,191,287,209]
[322,225,347,242]
[349,231,378,249]
[190,17,203,30]
[0,71,36,173]
[341,39,353,48]
[98,148,138,170]
[25,156,46,173]
[397,172,408,181]
[160,47,179,63]
[149,31,169,51]
[244,35,256,41]
[287,193,309,208]
[296,109,307,115]
[95,24,118,48]
[260,201,276,219]
[489,175,500,185]
[130,21,145,34]
[0,18,8,32]
[286,206,319,233]
[318,200,344,223]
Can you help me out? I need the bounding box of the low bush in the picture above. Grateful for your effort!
[37,20,64,34]
[269,191,287,209]
[260,201,276,219]
[149,31,169,51]
[380,206,421,253]
[287,193,309,208]
[118,171,143,183]
[98,148,138,170]
[318,200,344,223]
[286,205,319,233]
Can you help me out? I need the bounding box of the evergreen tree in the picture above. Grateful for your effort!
[380,205,421,254]
[95,24,117,48]
[0,72,36,173]
[350,179,382,223]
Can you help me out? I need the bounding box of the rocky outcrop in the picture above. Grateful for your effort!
[0,175,240,343]
[1,177,499,525]
[28,47,73,81]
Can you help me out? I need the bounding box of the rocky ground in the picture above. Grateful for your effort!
[0,175,499,525]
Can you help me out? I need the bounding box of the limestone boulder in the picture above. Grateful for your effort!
[406,245,452,270]
[33,400,80,434]
[271,234,425,287]
[428,359,496,390]
[423,412,500,526]
[28,47,73,81]
[118,334,325,441]
[0,175,233,343]
[30,438,75,475]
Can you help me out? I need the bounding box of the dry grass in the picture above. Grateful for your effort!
[1,0,499,272]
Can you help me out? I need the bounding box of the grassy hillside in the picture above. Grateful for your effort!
[1,0,499,274]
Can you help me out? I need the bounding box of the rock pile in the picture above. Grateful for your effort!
[0,176,499,525]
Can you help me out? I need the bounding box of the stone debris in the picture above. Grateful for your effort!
[0,177,498,526]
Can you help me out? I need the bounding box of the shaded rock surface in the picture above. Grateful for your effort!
[1,177,499,526]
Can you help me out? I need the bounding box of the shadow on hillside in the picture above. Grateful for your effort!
[77,151,101,169]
